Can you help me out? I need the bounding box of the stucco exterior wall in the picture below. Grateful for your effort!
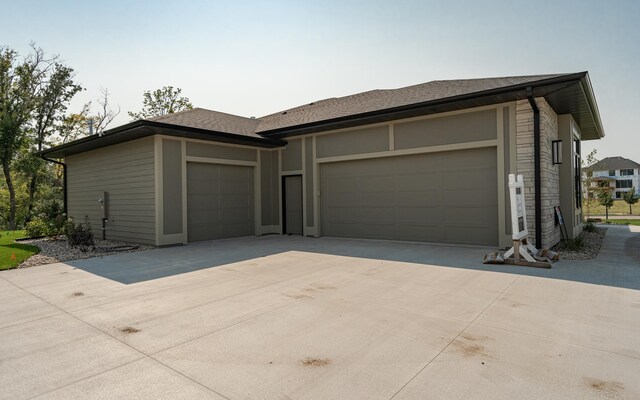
[516,98,561,248]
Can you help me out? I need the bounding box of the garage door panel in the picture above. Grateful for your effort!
[320,147,498,246]
[187,163,254,242]
[360,192,395,206]
[444,188,498,206]
[395,190,442,206]
[396,173,441,189]
[444,206,497,225]
[396,206,444,222]
[444,170,495,189]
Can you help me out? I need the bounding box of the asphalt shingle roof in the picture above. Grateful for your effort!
[142,74,569,136]
[147,108,262,138]
[589,156,640,171]
[255,74,566,132]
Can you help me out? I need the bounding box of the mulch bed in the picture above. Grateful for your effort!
[17,236,154,268]
[552,227,607,260]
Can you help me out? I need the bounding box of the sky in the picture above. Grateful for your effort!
[2,0,638,161]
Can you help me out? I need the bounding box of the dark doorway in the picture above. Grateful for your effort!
[282,175,303,235]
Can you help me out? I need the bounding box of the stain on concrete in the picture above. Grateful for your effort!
[453,334,494,359]
[70,291,84,297]
[584,377,624,398]
[119,326,140,334]
[285,293,311,300]
[301,357,331,367]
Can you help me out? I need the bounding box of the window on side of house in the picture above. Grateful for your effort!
[609,170,616,176]
[620,169,634,176]
[616,191,622,199]
[616,179,633,189]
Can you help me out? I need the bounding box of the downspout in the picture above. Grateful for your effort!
[526,87,543,248]
[41,155,67,216]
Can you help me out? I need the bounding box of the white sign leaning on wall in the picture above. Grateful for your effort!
[509,174,529,240]
[503,174,539,263]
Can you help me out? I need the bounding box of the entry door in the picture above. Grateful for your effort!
[283,175,303,235]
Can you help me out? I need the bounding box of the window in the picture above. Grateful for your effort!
[616,179,632,189]
[620,169,634,176]
[616,191,622,199]
[609,170,616,176]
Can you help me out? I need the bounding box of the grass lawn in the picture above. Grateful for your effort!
[584,200,640,216]
[600,219,640,226]
[0,231,40,271]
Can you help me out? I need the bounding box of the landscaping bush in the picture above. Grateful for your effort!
[24,214,67,238]
[64,219,95,252]
[560,236,584,251]
[583,221,596,232]
[25,218,50,237]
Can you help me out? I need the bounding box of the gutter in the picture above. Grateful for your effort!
[526,87,543,248]
[40,155,67,215]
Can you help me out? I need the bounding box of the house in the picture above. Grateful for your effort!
[587,156,640,199]
[40,72,605,250]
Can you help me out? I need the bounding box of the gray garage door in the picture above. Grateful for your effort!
[187,163,254,242]
[320,147,498,246]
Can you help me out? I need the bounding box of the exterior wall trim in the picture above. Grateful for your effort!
[185,155,257,167]
[315,139,498,164]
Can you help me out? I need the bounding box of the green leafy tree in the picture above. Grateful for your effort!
[622,188,639,215]
[22,62,82,219]
[582,149,603,219]
[0,45,82,229]
[598,191,614,221]
[128,86,193,120]
[0,46,45,230]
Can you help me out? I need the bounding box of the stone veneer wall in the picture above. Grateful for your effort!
[515,98,561,248]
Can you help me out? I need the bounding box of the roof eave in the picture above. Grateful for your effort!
[40,120,286,159]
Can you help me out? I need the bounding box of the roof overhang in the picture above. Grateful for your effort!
[259,72,605,141]
[40,120,286,159]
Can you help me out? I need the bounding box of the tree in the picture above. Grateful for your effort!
[22,62,82,219]
[0,45,82,229]
[598,191,614,221]
[582,149,604,219]
[128,86,193,120]
[623,188,639,215]
[91,88,120,134]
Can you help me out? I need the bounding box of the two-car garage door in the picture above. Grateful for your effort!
[320,147,498,246]
[187,163,254,242]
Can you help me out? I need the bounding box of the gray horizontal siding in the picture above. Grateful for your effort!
[66,137,156,244]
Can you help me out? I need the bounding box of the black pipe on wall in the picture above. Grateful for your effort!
[526,88,543,248]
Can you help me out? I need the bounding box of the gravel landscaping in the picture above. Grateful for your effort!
[17,236,154,268]
[552,227,607,260]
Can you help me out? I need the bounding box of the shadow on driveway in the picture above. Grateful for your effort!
[68,225,640,290]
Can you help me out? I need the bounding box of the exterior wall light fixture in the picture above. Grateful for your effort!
[552,140,562,164]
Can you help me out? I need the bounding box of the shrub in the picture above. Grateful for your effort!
[64,219,95,252]
[25,218,49,238]
[560,236,584,251]
[583,221,596,232]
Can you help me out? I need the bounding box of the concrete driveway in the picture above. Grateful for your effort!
[1,226,639,399]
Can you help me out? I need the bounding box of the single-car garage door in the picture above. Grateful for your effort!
[320,147,498,246]
[187,162,254,242]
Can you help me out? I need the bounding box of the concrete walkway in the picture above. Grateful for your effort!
[1,227,639,399]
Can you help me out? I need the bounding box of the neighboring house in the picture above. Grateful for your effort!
[587,157,640,199]
[41,72,604,250]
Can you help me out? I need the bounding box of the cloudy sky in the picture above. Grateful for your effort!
[2,0,638,160]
